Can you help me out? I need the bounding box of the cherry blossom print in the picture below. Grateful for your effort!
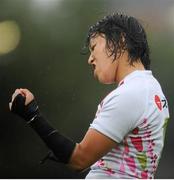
[119,162,125,173]
[137,153,147,170]
[132,127,139,134]
[105,168,115,176]
[130,136,143,152]
[141,170,148,179]
[97,159,105,167]
[124,157,136,173]
[124,139,129,154]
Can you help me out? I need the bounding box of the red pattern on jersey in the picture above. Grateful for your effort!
[130,136,143,152]
[130,128,143,152]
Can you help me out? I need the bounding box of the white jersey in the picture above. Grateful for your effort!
[86,70,169,179]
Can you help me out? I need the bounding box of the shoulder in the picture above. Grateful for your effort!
[103,79,148,109]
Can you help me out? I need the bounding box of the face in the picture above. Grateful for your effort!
[88,34,118,84]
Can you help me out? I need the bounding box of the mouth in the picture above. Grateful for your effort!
[92,64,96,70]
[91,64,97,77]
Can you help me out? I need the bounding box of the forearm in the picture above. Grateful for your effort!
[29,115,92,171]
[28,114,76,164]
[30,115,92,170]
[10,93,76,164]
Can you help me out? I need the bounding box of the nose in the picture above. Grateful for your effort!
[88,54,94,65]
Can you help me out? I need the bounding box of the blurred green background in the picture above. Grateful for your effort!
[0,0,173,178]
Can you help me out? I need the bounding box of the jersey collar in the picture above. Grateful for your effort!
[118,70,152,87]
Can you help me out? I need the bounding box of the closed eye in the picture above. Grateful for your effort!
[90,44,96,52]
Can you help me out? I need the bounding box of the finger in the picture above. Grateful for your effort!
[14,89,22,94]
[9,102,12,110]
[11,88,26,102]
[20,88,32,95]
[25,94,34,105]
[19,89,34,105]
[20,89,34,102]
[20,91,26,97]
[12,89,21,102]
[19,88,29,92]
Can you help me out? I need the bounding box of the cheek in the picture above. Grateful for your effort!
[104,61,118,83]
[97,65,115,84]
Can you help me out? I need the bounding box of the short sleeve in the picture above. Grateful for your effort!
[90,88,146,143]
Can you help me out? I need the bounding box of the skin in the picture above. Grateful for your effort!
[9,34,145,171]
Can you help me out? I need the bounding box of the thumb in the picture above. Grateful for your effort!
[9,102,12,111]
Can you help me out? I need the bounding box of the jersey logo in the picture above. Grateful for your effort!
[154,95,162,111]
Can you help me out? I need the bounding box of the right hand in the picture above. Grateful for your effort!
[9,88,39,122]
[9,88,35,110]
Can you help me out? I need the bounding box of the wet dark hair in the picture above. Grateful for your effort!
[84,13,150,70]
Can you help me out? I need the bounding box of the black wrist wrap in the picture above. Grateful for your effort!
[11,94,39,121]
[11,94,76,164]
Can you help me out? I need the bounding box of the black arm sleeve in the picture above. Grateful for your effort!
[10,94,76,164]
[29,115,76,164]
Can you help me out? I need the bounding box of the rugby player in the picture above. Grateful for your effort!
[9,13,169,179]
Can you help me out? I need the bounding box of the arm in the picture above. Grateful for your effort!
[69,128,117,171]
[9,88,117,171]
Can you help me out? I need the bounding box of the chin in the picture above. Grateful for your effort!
[95,72,115,84]
[102,81,115,85]
[98,77,115,85]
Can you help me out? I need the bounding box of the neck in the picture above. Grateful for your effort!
[115,54,145,83]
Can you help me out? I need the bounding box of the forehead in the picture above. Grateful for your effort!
[89,34,105,46]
